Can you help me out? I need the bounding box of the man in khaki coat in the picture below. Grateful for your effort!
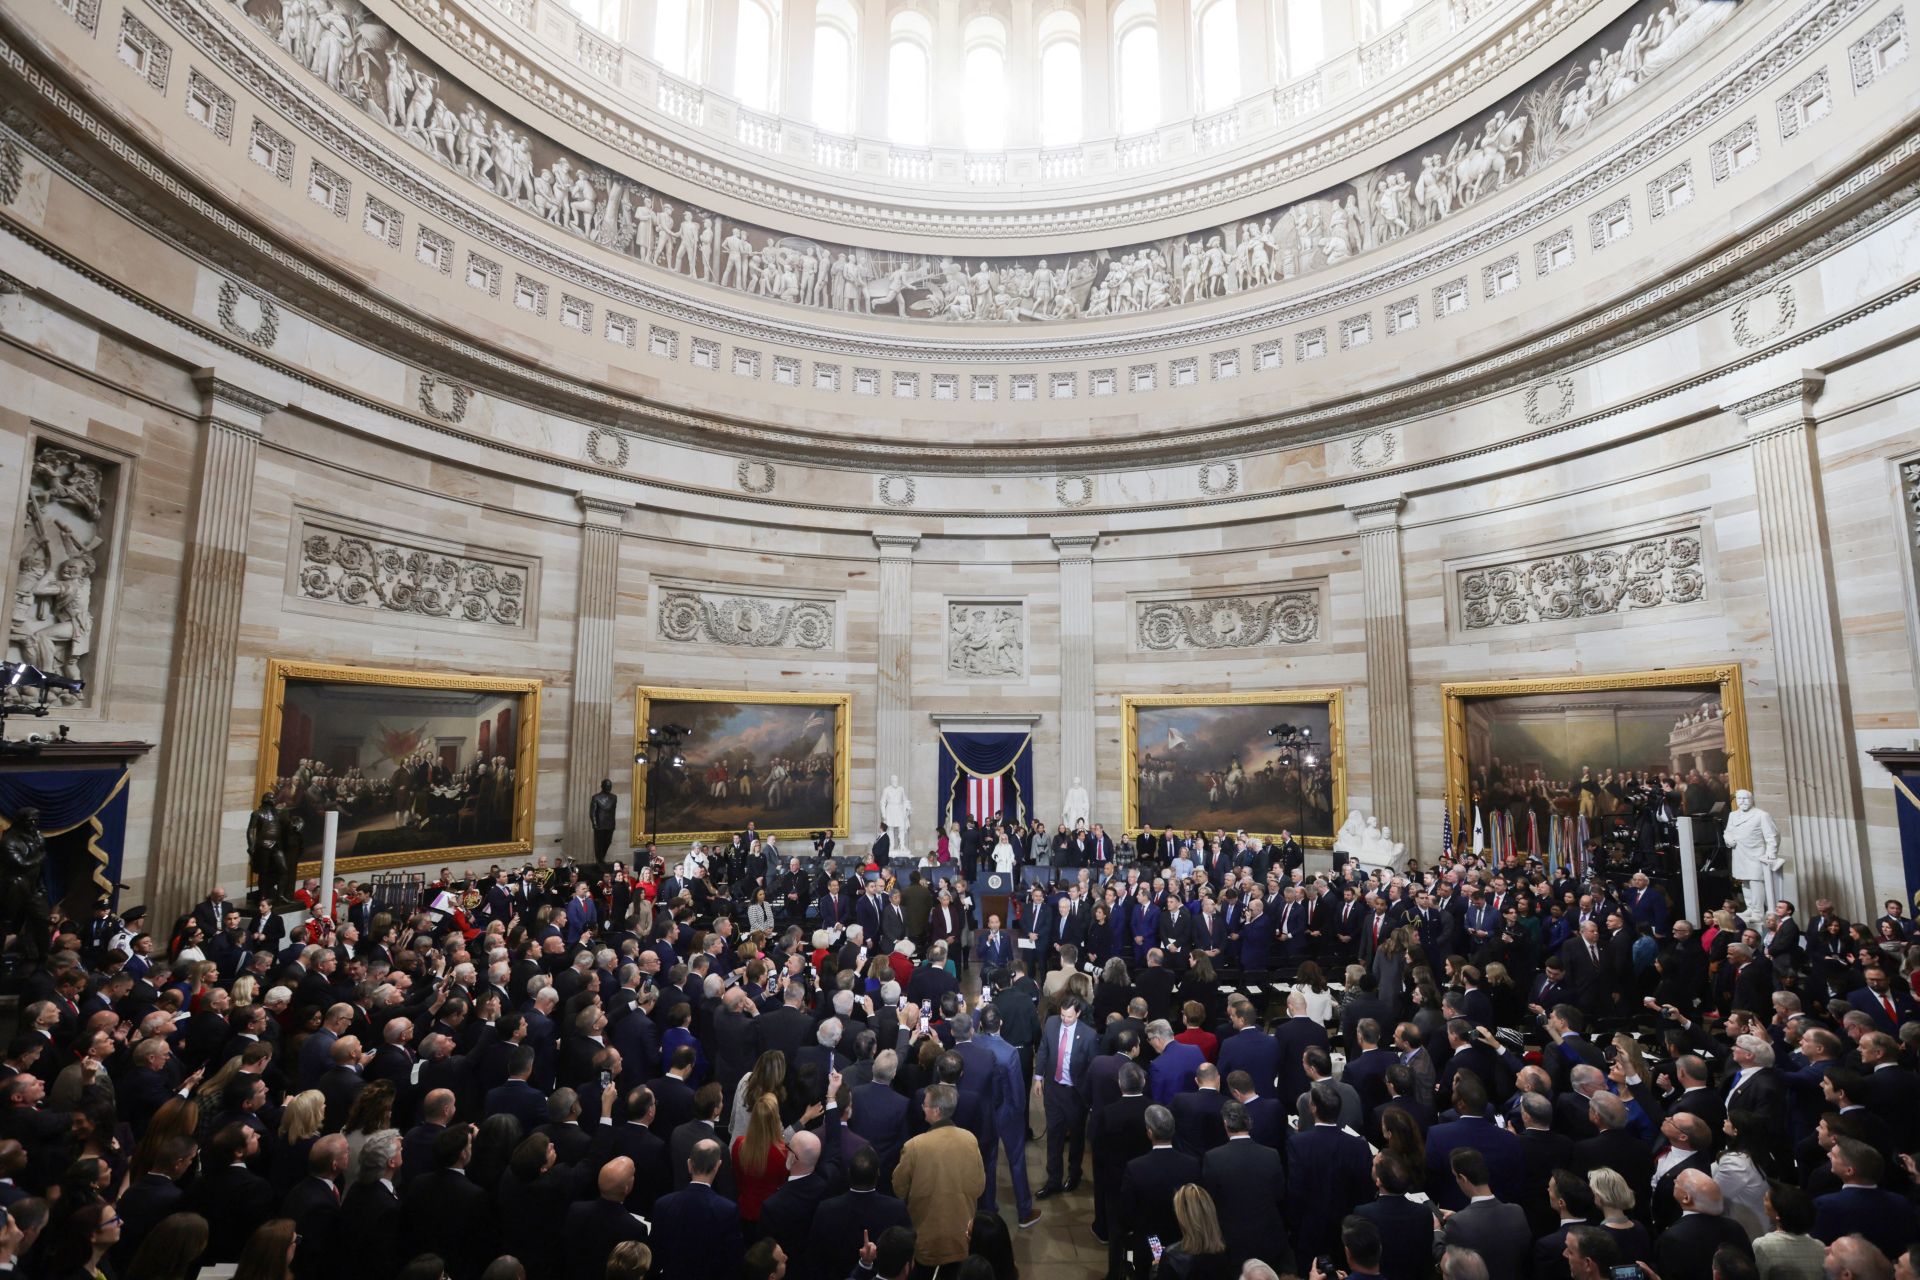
[892,1082,987,1268]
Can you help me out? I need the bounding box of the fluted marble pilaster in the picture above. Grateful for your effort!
[565,494,626,854]
[1350,499,1418,861]
[151,371,276,924]
[1734,375,1870,916]
[1054,534,1099,822]
[874,534,920,832]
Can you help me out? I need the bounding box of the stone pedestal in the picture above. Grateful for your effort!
[151,371,275,923]
[1054,534,1098,824]
[1350,498,1418,862]
[874,533,920,844]
[1734,375,1870,916]
[565,494,626,857]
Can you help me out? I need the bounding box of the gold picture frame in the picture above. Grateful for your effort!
[256,660,542,875]
[632,686,852,845]
[1121,689,1347,847]
[1440,664,1752,826]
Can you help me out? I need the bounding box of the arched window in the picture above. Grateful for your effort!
[1114,0,1161,135]
[1037,12,1082,146]
[962,16,1007,151]
[1194,0,1239,111]
[654,0,704,79]
[887,12,932,145]
[734,0,780,110]
[564,0,620,38]
[1378,0,1418,24]
[810,0,857,132]
[1283,0,1325,76]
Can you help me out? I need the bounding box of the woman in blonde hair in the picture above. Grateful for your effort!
[731,1093,790,1224]
[1587,1166,1653,1264]
[1160,1183,1232,1279]
[228,974,259,1010]
[270,1090,327,1197]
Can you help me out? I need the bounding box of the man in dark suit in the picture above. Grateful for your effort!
[1648,1112,1715,1231]
[1033,996,1097,1198]
[1515,1091,1577,1237]
[1573,1093,1655,1220]
[563,1157,653,1279]
[341,1133,405,1280]
[317,1036,369,1133]
[804,1145,910,1280]
[1170,1062,1227,1157]
[1097,1063,1154,1266]
[188,1123,274,1263]
[484,1047,550,1133]
[1729,944,1777,1016]
[403,1124,497,1280]
[1426,1074,1525,1210]
[1118,1105,1200,1280]
[1540,1005,1606,1096]
[977,915,1013,982]
[650,1137,745,1280]
[850,1053,912,1190]
[1356,1150,1437,1280]
[752,981,816,1069]
[648,1047,700,1137]
[112,1133,194,1270]
[758,1101,846,1277]
[1813,1137,1920,1260]
[1216,1003,1280,1098]
[1343,1018,1396,1115]
[280,1134,349,1280]
[1652,1170,1752,1278]
[1533,1171,1600,1280]
[1847,963,1917,1034]
[1440,1147,1531,1280]
[1285,1083,1376,1264]
[1202,1101,1290,1274]
[1561,922,1610,1021]
[1271,996,1329,1107]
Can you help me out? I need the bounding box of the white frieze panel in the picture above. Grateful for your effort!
[292,514,535,632]
[656,587,836,650]
[946,601,1026,679]
[1457,527,1706,631]
[1134,588,1322,652]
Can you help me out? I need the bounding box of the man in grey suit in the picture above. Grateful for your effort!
[1440,1146,1532,1280]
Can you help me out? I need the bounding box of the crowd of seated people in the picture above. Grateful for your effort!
[0,823,1918,1280]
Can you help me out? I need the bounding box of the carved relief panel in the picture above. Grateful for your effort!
[1450,519,1710,638]
[946,601,1026,680]
[653,581,839,651]
[286,510,538,635]
[1132,586,1323,653]
[3,433,126,710]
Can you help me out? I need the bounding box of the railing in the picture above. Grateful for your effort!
[964,152,1007,184]
[655,72,704,125]
[1359,28,1411,85]
[1038,148,1086,181]
[736,106,782,151]
[574,26,620,81]
[1115,131,1162,169]
[811,130,857,170]
[1274,75,1325,123]
[885,147,933,181]
[1195,107,1240,151]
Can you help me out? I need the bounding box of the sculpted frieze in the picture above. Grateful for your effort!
[4,438,121,709]
[1458,529,1706,629]
[657,587,835,650]
[1136,590,1321,651]
[222,0,1738,327]
[296,520,531,629]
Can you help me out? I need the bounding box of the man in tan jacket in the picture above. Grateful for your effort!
[892,1082,987,1268]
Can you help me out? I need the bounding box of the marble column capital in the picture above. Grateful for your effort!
[1051,533,1100,560]
[192,368,278,435]
[874,532,922,557]
[576,492,629,528]
[1729,373,1826,437]
[1347,497,1406,530]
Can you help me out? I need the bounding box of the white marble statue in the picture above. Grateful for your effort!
[1357,823,1409,874]
[879,774,912,851]
[1063,777,1090,829]
[1723,789,1784,911]
[1333,810,1368,856]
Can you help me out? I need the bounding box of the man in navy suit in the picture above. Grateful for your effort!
[1118,1106,1200,1280]
[1342,1018,1396,1115]
[1033,996,1098,1198]
[976,915,1012,982]
[975,1005,1038,1227]
[563,883,599,946]
[1202,1101,1290,1273]
[805,1146,910,1280]
[1217,1002,1280,1097]
[849,1051,911,1192]
[1847,963,1916,1034]
[1146,1021,1203,1105]
[483,1047,549,1133]
[1273,888,1307,960]
[1271,993,1329,1106]
[1813,1137,1920,1259]
[1286,1083,1376,1263]
[650,1137,745,1280]
[1353,1151,1434,1280]
[1424,1074,1524,1210]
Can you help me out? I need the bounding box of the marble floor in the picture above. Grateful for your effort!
[995,1130,1107,1280]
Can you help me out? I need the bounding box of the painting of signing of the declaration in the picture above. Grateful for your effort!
[258,660,541,862]
[1124,692,1345,845]
[633,687,851,844]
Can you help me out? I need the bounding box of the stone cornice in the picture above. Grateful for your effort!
[872,532,922,555]
[1051,534,1100,561]
[1348,497,1408,529]
[576,492,630,524]
[1729,374,1827,427]
[192,368,279,422]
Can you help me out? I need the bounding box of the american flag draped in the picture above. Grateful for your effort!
[965,772,1005,822]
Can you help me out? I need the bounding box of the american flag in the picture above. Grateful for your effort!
[1442,810,1453,859]
[966,773,1003,822]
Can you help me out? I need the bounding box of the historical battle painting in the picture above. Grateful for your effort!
[230,0,1741,325]
[1442,667,1752,854]
[257,661,540,868]
[1122,692,1345,845]
[632,688,851,844]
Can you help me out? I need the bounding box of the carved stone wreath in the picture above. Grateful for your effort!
[417,375,471,424]
[657,589,834,649]
[0,140,21,207]
[1197,462,1241,496]
[216,279,279,348]
[298,530,526,627]
[584,428,631,468]
[1523,375,1576,426]
[878,475,917,508]
[1731,281,1798,348]
[1136,592,1320,651]
[736,460,776,495]
[1055,475,1094,508]
[1350,429,1398,470]
[1459,531,1705,629]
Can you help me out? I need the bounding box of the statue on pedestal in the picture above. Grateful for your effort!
[589,779,618,864]
[1723,788,1784,911]
[1333,810,1367,858]
[0,806,51,961]
[246,791,300,908]
[1063,777,1090,830]
[879,775,912,853]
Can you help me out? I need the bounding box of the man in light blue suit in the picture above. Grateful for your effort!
[976,1004,1038,1226]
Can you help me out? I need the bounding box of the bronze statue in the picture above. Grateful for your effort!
[589,779,617,864]
[246,791,300,906]
[0,806,51,960]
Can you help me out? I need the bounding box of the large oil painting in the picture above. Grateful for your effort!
[1122,691,1345,846]
[257,661,541,871]
[1442,666,1751,855]
[632,687,850,844]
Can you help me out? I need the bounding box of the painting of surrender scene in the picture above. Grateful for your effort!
[1124,692,1344,844]
[259,662,539,861]
[633,688,850,842]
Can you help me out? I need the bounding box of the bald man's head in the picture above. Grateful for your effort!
[787,1130,822,1176]
[598,1156,635,1201]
